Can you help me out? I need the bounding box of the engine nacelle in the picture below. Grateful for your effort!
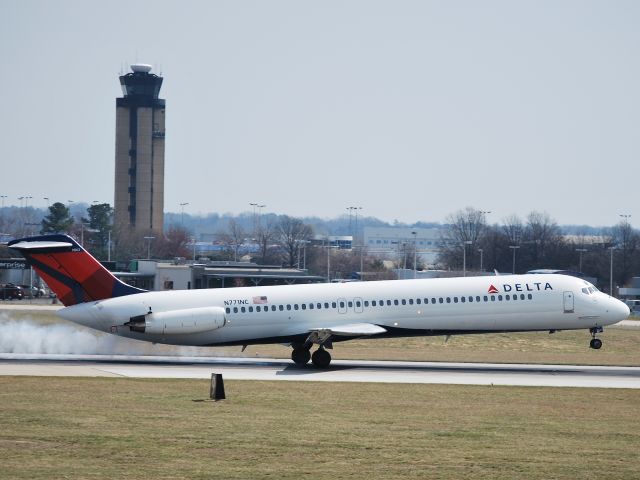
[126,306,226,335]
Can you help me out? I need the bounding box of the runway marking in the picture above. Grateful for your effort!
[1,354,639,388]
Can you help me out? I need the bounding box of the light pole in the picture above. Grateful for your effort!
[575,248,587,272]
[354,206,363,241]
[610,246,616,296]
[412,231,418,279]
[509,245,520,274]
[144,236,155,259]
[478,248,484,272]
[180,202,189,225]
[0,195,6,208]
[322,241,338,283]
[43,197,50,208]
[462,241,472,277]
[346,207,356,236]
[250,203,266,231]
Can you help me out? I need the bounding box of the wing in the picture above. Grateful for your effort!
[306,322,387,346]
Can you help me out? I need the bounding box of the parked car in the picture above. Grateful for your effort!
[19,285,46,298]
[0,284,24,300]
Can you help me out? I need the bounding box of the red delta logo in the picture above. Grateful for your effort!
[488,285,499,294]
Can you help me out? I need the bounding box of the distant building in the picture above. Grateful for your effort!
[114,64,166,238]
[311,235,353,250]
[112,260,324,291]
[363,226,444,266]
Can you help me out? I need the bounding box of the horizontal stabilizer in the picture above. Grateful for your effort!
[9,240,73,251]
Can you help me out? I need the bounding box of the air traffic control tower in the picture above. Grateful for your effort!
[114,64,165,238]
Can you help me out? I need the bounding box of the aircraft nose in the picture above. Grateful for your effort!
[605,298,630,324]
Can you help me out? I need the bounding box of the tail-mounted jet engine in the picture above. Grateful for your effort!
[125,306,226,335]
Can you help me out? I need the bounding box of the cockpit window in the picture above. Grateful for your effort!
[581,288,590,295]
[588,287,595,294]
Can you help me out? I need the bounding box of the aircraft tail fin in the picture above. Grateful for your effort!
[8,234,145,306]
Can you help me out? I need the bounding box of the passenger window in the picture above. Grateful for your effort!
[241,307,246,313]
[490,296,495,302]
[309,303,314,309]
[356,301,361,308]
[409,299,414,305]
[520,294,525,300]
[468,296,473,302]
[286,305,291,311]
[225,307,231,314]
[401,299,406,305]
[394,300,399,306]
[483,296,488,302]
[505,295,510,301]
[461,297,465,303]
[476,296,481,302]
[278,305,283,311]
[294,304,299,310]
[249,306,254,312]
[438,298,443,304]
[364,301,369,307]
[339,302,345,308]
[372,300,377,307]
[498,295,502,301]
[416,299,421,305]
[453,297,458,303]
[528,294,533,300]
[387,300,392,306]
[348,301,353,308]
[256,306,261,312]
[332,302,337,308]
[301,304,306,310]
[431,298,436,304]
[324,303,329,309]
[446,297,451,303]
[233,307,238,313]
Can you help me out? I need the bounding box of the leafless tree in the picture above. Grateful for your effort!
[217,218,246,261]
[254,217,277,264]
[438,207,487,270]
[277,216,312,267]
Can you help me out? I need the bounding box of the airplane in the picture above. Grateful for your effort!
[8,234,630,368]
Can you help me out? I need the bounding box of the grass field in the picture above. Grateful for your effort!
[1,377,639,480]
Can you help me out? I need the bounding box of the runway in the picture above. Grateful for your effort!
[1,353,639,388]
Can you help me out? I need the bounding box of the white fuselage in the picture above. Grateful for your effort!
[57,274,630,347]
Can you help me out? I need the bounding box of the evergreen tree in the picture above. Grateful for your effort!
[41,202,74,234]
[82,203,113,259]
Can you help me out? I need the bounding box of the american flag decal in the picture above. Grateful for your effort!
[253,296,268,304]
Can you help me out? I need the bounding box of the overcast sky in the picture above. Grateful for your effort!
[1,1,638,227]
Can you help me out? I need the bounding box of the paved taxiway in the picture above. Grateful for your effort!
[1,353,639,388]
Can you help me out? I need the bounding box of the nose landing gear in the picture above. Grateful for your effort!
[589,326,603,349]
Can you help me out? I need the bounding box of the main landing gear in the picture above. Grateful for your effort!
[291,344,332,368]
[589,327,603,350]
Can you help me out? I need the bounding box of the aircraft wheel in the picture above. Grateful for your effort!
[291,347,311,365]
[311,348,332,368]
[590,338,603,350]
